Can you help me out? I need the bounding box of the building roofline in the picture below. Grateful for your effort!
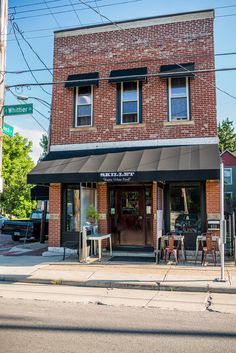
[54,8,214,35]
[221,150,236,158]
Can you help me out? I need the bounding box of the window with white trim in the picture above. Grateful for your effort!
[121,81,139,124]
[225,192,233,200]
[75,86,93,127]
[224,168,232,185]
[168,77,190,121]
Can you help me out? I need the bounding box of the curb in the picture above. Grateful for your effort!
[0,276,236,294]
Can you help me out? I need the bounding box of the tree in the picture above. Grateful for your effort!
[39,133,48,160]
[1,133,36,218]
[218,118,236,154]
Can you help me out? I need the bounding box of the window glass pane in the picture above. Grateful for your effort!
[66,188,80,232]
[122,191,139,215]
[77,116,91,126]
[78,105,91,117]
[78,94,91,105]
[171,78,186,97]
[171,97,187,119]
[224,168,232,185]
[123,101,137,114]
[123,114,138,123]
[79,86,91,95]
[123,82,137,101]
[170,186,201,234]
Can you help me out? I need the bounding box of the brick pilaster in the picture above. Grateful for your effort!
[152,182,157,248]
[48,183,62,247]
[97,182,108,248]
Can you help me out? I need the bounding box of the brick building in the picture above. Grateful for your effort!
[28,9,220,253]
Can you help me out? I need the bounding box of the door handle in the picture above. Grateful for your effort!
[138,216,143,220]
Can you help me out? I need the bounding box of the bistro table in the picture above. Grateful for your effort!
[82,226,112,262]
[195,234,220,263]
[156,234,186,262]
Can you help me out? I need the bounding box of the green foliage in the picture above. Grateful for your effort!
[39,133,48,160]
[218,118,236,154]
[86,204,98,224]
[1,133,36,218]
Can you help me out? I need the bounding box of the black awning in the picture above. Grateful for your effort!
[31,185,49,200]
[159,63,195,78]
[28,145,220,184]
[109,67,147,83]
[65,72,99,88]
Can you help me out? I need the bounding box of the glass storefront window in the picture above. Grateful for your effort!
[66,187,80,232]
[170,185,201,234]
[122,191,139,215]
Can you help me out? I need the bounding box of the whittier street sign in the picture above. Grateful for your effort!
[3,104,33,116]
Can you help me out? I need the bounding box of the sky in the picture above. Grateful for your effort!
[4,0,236,163]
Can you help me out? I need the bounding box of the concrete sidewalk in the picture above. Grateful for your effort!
[1,251,236,293]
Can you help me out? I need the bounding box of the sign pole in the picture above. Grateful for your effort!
[216,161,227,282]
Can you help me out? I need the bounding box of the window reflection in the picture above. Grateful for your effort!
[170,185,201,233]
[122,192,139,215]
[66,187,80,232]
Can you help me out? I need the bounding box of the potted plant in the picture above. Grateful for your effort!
[86,204,98,232]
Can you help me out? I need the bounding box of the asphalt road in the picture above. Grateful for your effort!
[0,283,236,353]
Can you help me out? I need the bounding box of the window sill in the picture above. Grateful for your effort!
[163,120,194,126]
[113,123,145,129]
[70,126,97,132]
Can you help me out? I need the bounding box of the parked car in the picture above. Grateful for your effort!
[0,215,8,230]
[1,211,49,241]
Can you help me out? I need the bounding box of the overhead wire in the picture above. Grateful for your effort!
[68,0,83,25]
[76,0,236,101]
[42,0,62,28]
[10,0,142,21]
[7,89,49,133]
[11,21,52,97]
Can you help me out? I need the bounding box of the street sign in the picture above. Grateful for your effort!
[3,123,14,137]
[3,104,33,116]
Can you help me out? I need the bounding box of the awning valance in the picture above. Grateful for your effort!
[159,63,195,78]
[65,72,99,88]
[109,67,147,83]
[28,145,220,184]
[31,185,49,201]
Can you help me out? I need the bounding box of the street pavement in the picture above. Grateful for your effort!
[0,287,236,353]
[1,236,236,294]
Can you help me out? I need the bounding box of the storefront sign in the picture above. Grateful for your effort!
[100,172,135,182]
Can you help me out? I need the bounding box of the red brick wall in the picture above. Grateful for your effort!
[51,16,216,147]
[206,180,220,215]
[97,182,108,248]
[48,184,61,247]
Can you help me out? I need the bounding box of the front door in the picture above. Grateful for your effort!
[115,187,146,246]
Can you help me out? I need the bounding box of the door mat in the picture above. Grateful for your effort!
[112,247,154,253]
[108,256,155,263]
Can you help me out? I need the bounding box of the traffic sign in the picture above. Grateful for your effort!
[3,104,33,116]
[3,123,14,137]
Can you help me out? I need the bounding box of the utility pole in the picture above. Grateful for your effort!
[0,0,8,193]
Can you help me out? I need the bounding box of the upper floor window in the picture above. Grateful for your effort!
[121,81,139,124]
[224,168,232,185]
[75,86,93,127]
[168,77,190,121]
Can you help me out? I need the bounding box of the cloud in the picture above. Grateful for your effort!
[14,126,44,164]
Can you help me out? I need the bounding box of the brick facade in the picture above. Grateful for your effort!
[47,11,220,251]
[48,184,61,247]
[51,13,217,148]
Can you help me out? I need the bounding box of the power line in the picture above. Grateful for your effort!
[9,0,63,10]
[77,0,236,102]
[42,0,61,28]
[12,21,53,77]
[8,89,49,133]
[11,21,52,97]
[11,0,142,21]
[216,13,236,18]
[5,66,236,92]
[69,0,83,25]
[8,0,103,16]
[4,53,236,74]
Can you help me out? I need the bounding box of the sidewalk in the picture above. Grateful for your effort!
[1,244,236,293]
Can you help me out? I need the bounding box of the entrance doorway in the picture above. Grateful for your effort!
[109,185,153,247]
